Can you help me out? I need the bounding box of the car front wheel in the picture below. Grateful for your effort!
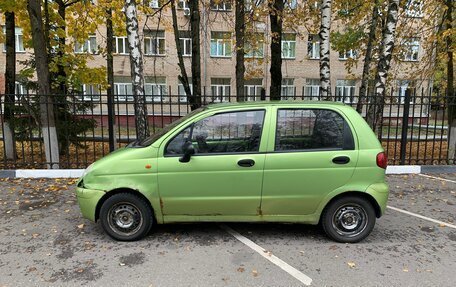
[100,193,153,241]
[321,196,376,243]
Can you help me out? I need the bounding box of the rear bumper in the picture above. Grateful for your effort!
[365,182,389,217]
[75,187,106,222]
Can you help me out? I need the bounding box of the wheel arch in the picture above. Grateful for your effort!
[319,191,382,223]
[95,188,157,222]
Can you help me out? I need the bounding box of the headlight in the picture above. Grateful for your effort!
[82,163,94,177]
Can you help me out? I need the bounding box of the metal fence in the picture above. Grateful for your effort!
[0,90,454,169]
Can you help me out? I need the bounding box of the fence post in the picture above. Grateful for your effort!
[400,89,411,165]
[107,93,115,152]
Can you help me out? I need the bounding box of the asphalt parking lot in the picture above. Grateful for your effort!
[0,174,455,287]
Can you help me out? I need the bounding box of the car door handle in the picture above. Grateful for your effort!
[332,156,350,164]
[238,159,255,167]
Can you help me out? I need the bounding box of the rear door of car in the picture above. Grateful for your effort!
[261,105,359,216]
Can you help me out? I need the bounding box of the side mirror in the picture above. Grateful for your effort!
[179,141,195,163]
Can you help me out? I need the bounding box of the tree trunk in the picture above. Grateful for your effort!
[446,0,455,163]
[3,11,16,160]
[56,0,67,94]
[27,0,60,169]
[357,0,379,113]
[124,0,150,141]
[269,0,284,101]
[170,0,192,99]
[366,0,399,135]
[189,0,202,110]
[319,0,332,100]
[235,0,246,102]
[44,0,51,53]
[106,6,117,150]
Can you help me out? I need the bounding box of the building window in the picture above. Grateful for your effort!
[15,81,28,95]
[405,0,423,18]
[178,78,192,102]
[115,84,133,101]
[179,31,192,57]
[148,0,160,8]
[402,38,419,61]
[78,84,101,101]
[74,35,97,54]
[244,78,263,101]
[211,78,231,102]
[114,36,129,55]
[210,0,232,11]
[338,49,357,60]
[2,27,25,52]
[144,30,165,56]
[396,80,415,103]
[145,77,168,102]
[335,79,356,103]
[245,33,264,58]
[281,78,295,100]
[307,34,320,59]
[178,0,190,9]
[281,33,296,59]
[304,78,320,100]
[285,0,298,9]
[210,32,232,57]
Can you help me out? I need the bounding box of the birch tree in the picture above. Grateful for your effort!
[357,0,380,113]
[319,0,332,100]
[269,0,284,100]
[366,0,400,133]
[3,10,16,160]
[124,0,150,140]
[27,0,60,168]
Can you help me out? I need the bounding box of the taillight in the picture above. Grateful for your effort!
[376,152,387,169]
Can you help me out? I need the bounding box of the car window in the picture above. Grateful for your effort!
[275,109,353,151]
[165,110,266,155]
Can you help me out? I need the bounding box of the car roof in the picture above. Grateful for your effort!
[205,100,347,110]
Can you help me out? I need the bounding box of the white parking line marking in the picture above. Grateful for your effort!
[387,206,456,229]
[221,224,312,286]
[418,174,456,184]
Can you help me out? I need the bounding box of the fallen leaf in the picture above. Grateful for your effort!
[77,224,84,229]
[237,267,245,273]
[252,270,258,277]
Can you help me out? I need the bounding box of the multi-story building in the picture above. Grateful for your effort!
[0,0,433,109]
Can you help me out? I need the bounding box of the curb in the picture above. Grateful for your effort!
[0,166,455,178]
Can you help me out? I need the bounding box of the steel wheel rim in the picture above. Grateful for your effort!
[107,202,143,236]
[331,204,368,238]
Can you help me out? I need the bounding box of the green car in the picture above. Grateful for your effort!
[76,101,389,243]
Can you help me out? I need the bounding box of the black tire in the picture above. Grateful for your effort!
[321,196,376,243]
[100,193,153,241]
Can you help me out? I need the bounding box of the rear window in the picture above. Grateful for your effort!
[275,109,354,151]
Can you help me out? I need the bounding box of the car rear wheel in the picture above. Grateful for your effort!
[100,193,153,241]
[321,196,376,243]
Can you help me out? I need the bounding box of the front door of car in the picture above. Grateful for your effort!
[157,109,268,216]
[261,107,358,216]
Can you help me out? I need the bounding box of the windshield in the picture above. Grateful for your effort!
[137,107,205,147]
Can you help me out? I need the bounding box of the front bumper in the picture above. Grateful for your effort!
[75,187,106,222]
[365,182,389,217]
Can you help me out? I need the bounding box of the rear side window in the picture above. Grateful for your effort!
[275,109,354,151]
